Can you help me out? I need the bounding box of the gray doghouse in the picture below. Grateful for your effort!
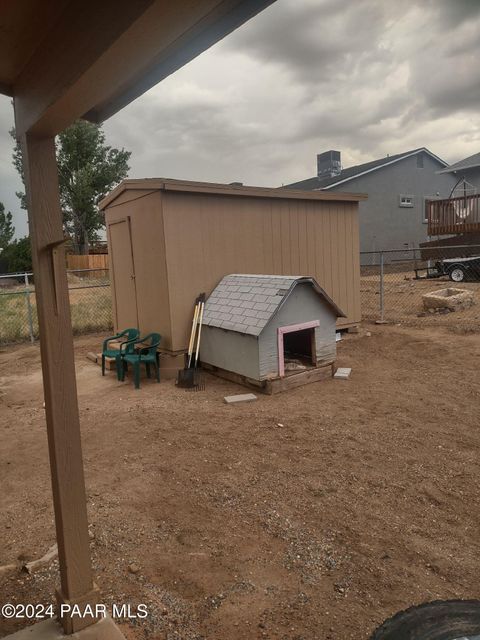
[201,274,345,392]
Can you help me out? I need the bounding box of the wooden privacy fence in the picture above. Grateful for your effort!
[67,253,109,274]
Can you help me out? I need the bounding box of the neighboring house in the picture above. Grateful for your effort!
[285,148,458,255]
[437,152,480,190]
[201,274,344,388]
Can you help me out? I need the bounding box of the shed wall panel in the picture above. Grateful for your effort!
[162,192,359,350]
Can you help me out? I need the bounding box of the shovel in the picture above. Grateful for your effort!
[176,293,205,389]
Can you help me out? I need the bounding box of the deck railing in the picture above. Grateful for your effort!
[427,193,480,236]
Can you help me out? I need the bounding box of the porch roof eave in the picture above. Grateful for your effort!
[3,0,275,137]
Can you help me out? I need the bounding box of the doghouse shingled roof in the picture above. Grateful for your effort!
[203,274,345,336]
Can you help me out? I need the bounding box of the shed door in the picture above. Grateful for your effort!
[108,218,139,330]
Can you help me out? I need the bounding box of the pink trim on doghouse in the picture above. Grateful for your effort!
[277,320,320,378]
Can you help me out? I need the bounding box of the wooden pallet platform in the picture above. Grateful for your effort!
[202,362,334,395]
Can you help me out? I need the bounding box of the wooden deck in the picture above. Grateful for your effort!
[427,194,480,236]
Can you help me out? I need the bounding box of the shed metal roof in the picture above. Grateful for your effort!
[203,274,345,336]
[99,177,367,209]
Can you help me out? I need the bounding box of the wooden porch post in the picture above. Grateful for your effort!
[20,133,99,634]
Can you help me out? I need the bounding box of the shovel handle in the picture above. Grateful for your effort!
[187,301,200,368]
[194,301,205,367]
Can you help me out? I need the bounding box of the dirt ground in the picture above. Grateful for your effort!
[1,324,480,640]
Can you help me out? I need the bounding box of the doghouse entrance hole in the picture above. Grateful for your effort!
[283,328,316,371]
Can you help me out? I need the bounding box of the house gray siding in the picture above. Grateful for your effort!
[201,326,260,380]
[460,167,480,188]
[258,283,336,379]
[327,153,458,255]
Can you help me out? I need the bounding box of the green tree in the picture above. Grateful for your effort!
[0,237,32,273]
[0,202,15,250]
[11,133,27,211]
[11,120,131,253]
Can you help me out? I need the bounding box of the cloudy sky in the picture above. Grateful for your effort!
[1,0,479,237]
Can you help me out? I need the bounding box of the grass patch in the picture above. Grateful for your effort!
[69,287,113,336]
[0,282,112,345]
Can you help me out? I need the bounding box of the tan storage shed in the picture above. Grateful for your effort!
[100,178,366,354]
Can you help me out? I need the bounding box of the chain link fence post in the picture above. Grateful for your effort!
[379,251,385,323]
[24,272,35,343]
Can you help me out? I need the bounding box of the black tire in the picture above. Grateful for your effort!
[370,600,480,640]
[448,265,466,283]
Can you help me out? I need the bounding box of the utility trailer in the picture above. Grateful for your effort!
[414,255,480,282]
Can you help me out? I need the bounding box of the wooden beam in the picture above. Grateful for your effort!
[14,0,275,136]
[21,133,98,634]
[14,0,154,136]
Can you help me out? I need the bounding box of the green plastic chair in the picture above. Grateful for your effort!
[120,333,162,389]
[102,328,139,379]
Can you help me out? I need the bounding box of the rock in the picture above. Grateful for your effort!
[23,544,58,573]
[128,563,140,574]
[224,393,257,405]
[366,331,371,337]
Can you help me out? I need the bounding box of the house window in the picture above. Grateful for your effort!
[416,154,424,169]
[399,194,414,208]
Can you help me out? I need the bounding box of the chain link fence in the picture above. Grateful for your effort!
[3,251,480,345]
[361,245,480,332]
[0,268,112,345]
